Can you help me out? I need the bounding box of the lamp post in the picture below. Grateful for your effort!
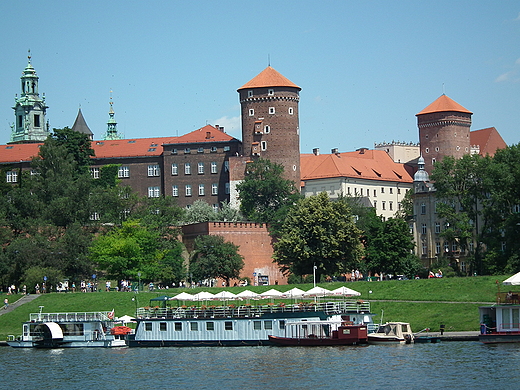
[313,265,317,288]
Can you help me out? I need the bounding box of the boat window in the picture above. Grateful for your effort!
[206,322,214,331]
[175,322,182,331]
[225,321,233,331]
[61,323,84,336]
[253,321,262,330]
[160,322,167,332]
[279,320,286,330]
[264,321,273,330]
[190,322,199,331]
[145,322,152,331]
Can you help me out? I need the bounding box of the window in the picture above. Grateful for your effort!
[261,141,267,151]
[374,189,377,197]
[206,322,214,331]
[373,200,377,210]
[421,223,427,235]
[6,171,18,183]
[171,163,178,175]
[34,114,40,127]
[212,183,218,195]
[172,185,178,197]
[172,148,178,155]
[224,161,229,172]
[247,90,253,98]
[397,188,401,195]
[389,188,393,194]
[148,164,160,177]
[18,115,22,128]
[190,322,198,331]
[224,146,230,152]
[381,187,385,193]
[435,242,441,254]
[118,166,130,178]
[225,321,233,331]
[264,125,270,133]
[225,183,230,194]
[90,167,100,179]
[269,107,275,114]
[211,162,218,174]
[160,322,167,331]
[420,203,426,215]
[184,148,191,154]
[90,212,100,221]
[213,204,219,212]
[184,163,191,175]
[288,107,294,115]
[199,184,205,196]
[435,222,441,234]
[264,321,273,330]
[198,147,204,153]
[148,186,160,198]
[145,323,152,331]
[444,242,449,253]
[268,89,274,96]
[389,202,393,211]
[254,321,262,330]
[198,162,204,174]
[422,243,427,255]
[382,201,386,210]
[452,242,458,252]
[175,322,182,331]
[249,109,254,116]
[210,146,217,153]
[185,185,192,196]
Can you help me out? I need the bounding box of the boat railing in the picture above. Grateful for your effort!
[136,301,371,319]
[28,311,113,322]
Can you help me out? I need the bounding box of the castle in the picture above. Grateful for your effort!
[0,55,508,282]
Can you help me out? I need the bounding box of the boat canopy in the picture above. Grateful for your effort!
[503,272,520,285]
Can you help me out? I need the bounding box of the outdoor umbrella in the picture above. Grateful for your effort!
[330,286,361,297]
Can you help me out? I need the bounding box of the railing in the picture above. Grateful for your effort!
[136,301,371,319]
[28,311,112,322]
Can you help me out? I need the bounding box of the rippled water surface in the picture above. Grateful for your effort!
[2,342,519,389]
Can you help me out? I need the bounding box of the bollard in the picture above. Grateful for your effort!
[440,324,445,335]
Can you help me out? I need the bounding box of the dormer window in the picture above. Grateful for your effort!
[268,89,274,96]
[248,90,253,98]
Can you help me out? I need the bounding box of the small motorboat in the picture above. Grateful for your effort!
[367,322,414,344]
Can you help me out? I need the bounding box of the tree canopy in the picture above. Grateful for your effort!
[273,192,364,281]
[189,235,244,286]
[237,158,300,231]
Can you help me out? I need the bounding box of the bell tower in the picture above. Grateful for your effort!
[11,51,50,143]
[237,66,301,186]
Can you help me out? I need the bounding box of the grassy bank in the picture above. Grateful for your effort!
[0,275,504,339]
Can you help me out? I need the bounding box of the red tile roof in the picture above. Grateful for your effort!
[301,149,413,183]
[470,127,507,157]
[416,94,472,116]
[238,66,301,91]
[0,125,238,162]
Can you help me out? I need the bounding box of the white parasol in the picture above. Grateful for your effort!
[330,286,361,297]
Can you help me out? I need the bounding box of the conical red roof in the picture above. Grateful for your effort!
[238,66,300,91]
[416,94,472,116]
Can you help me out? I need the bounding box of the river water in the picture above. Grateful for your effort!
[1,342,517,389]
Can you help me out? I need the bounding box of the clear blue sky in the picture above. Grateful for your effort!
[1,1,518,152]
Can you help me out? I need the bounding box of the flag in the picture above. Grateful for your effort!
[108,309,115,320]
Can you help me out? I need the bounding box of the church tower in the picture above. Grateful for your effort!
[237,66,301,186]
[104,93,122,140]
[11,52,50,143]
[416,94,472,173]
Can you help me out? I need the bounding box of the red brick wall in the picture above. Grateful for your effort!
[182,222,287,286]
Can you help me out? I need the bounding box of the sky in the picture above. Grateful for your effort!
[0,1,519,153]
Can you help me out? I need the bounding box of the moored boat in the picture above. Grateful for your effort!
[479,302,520,343]
[128,301,375,347]
[7,311,128,348]
[367,322,414,344]
[268,318,368,346]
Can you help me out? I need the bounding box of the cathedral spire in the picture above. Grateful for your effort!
[104,91,122,140]
[10,52,50,143]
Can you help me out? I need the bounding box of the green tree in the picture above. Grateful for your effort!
[364,216,419,277]
[90,220,185,284]
[190,235,244,287]
[184,200,218,224]
[273,192,364,281]
[50,127,95,171]
[431,154,496,275]
[237,158,300,230]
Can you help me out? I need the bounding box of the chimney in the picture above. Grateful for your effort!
[313,148,320,156]
[205,131,211,139]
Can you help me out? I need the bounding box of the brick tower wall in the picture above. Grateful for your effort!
[417,111,472,174]
[239,86,301,187]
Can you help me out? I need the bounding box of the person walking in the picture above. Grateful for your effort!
[3,298,8,309]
